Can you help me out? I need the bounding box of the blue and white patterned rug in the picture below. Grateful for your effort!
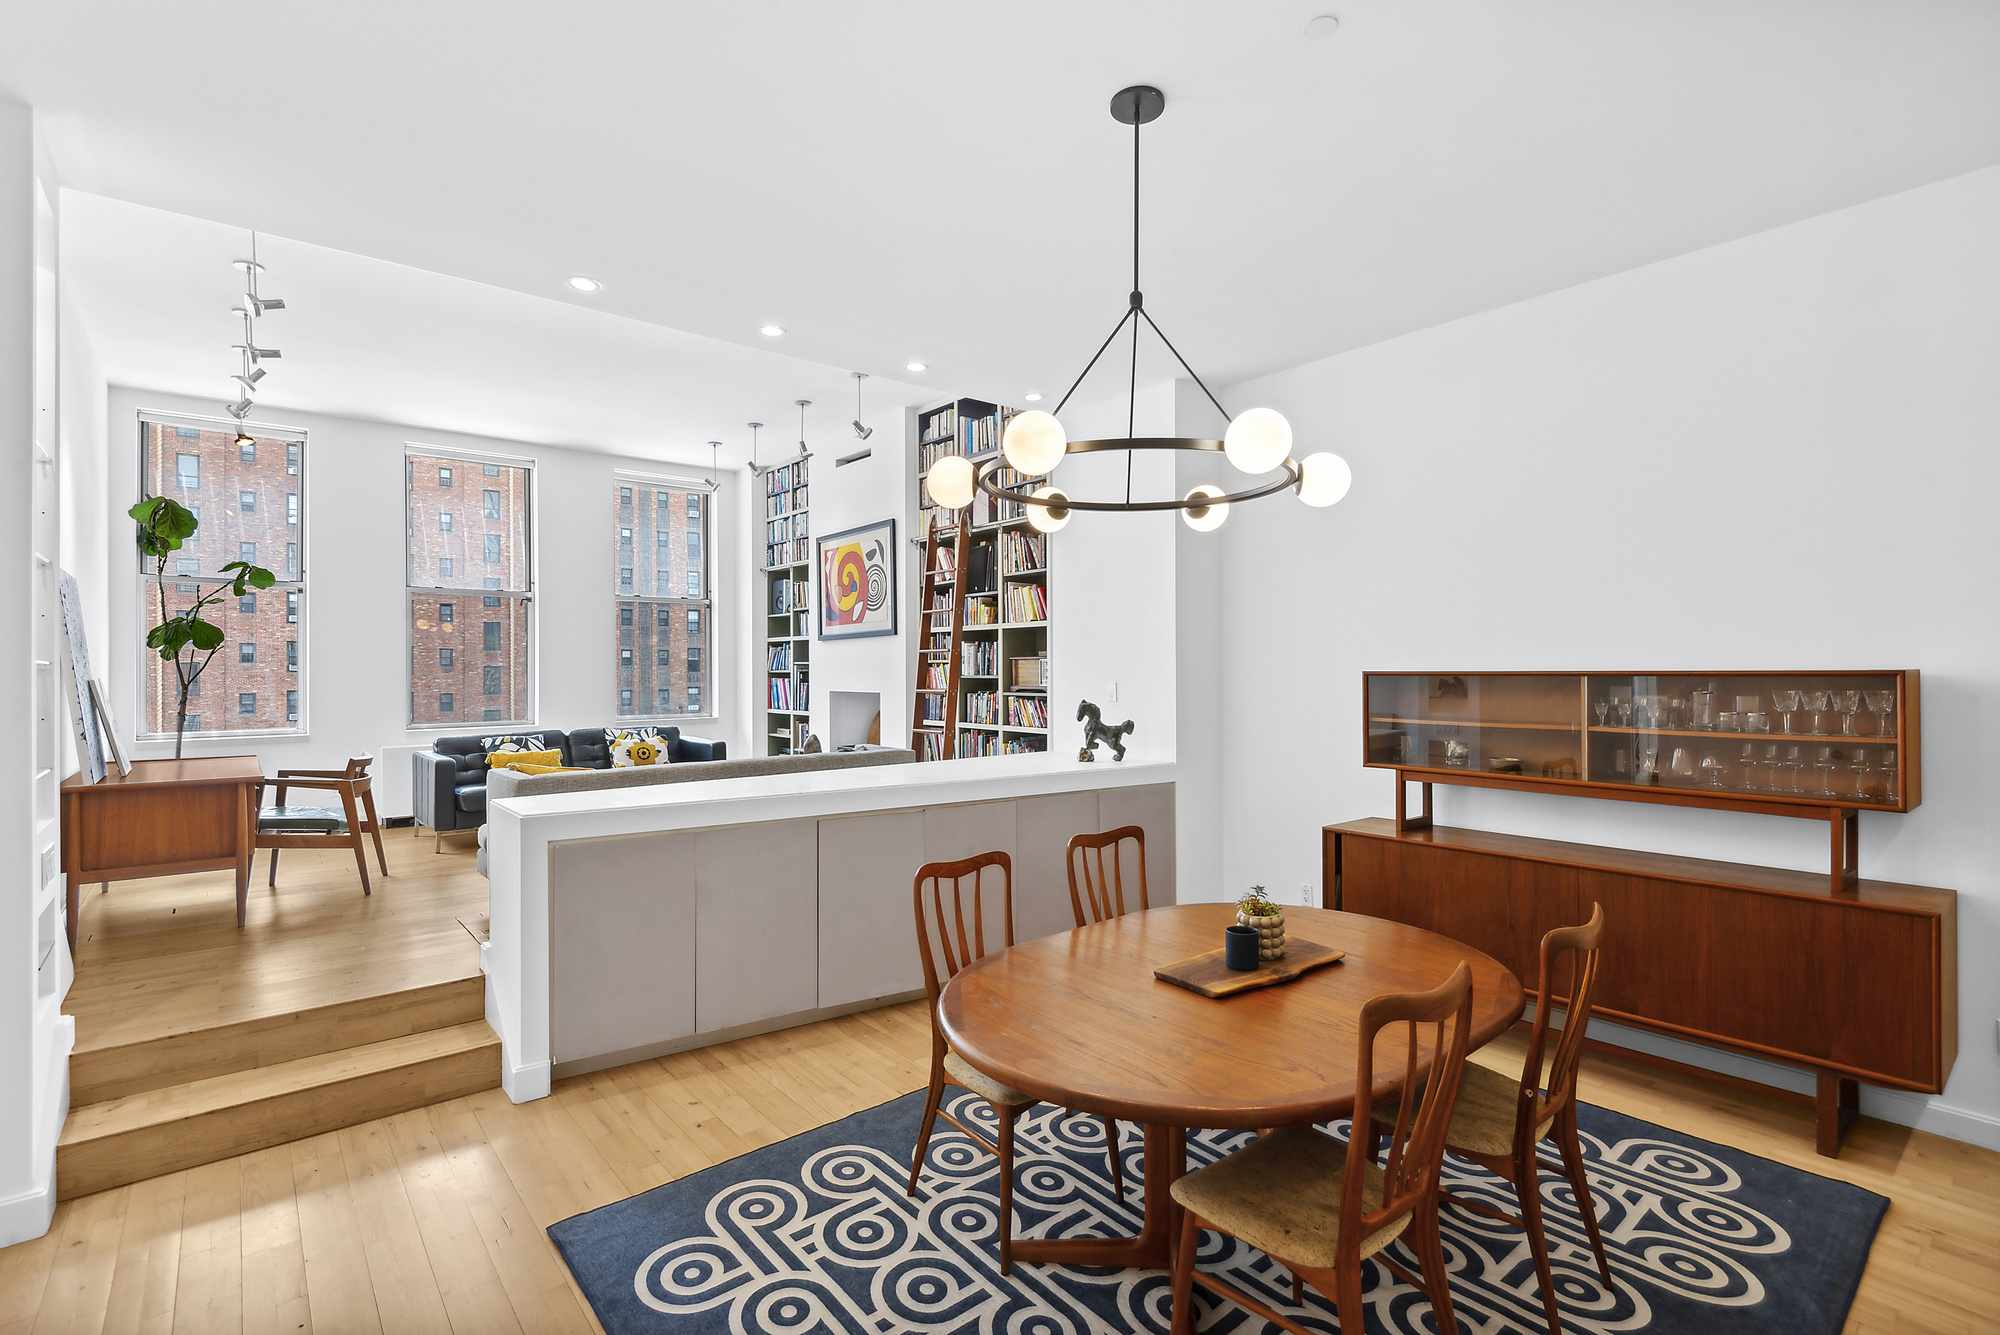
[548,1089,1885,1334]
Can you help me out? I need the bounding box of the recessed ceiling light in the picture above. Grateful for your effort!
[1024,392,1043,402]
[905,361,927,373]
[1302,14,1340,39]
[566,275,602,293]
[760,325,785,337]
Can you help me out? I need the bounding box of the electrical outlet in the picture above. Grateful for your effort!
[1300,883,1313,906]
[1109,680,1118,702]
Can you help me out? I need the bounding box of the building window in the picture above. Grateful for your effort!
[286,689,297,721]
[613,477,712,717]
[287,641,298,672]
[440,692,454,714]
[409,451,532,727]
[138,420,307,738]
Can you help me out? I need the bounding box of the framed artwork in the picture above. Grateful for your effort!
[817,519,897,641]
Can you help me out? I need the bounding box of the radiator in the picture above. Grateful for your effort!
[376,743,423,820]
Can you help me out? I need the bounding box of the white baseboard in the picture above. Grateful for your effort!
[0,1176,56,1250]
[502,1056,552,1104]
[549,989,929,1083]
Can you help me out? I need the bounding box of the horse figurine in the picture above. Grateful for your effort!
[1077,699,1134,763]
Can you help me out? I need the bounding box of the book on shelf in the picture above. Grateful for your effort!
[1005,695,1049,728]
[1003,737,1047,755]
[963,691,999,726]
[1003,581,1049,622]
[917,731,947,762]
[960,639,997,676]
[919,694,947,723]
[767,643,792,671]
[769,675,794,710]
[922,662,951,691]
[931,545,956,577]
[955,730,998,758]
[963,598,997,626]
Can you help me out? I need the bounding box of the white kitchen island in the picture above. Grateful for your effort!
[484,753,1177,1101]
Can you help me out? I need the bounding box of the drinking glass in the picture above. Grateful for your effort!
[1783,745,1805,793]
[1848,747,1871,799]
[1594,702,1610,728]
[1833,690,1862,736]
[1864,689,1895,738]
[1700,754,1729,788]
[1770,690,1800,734]
[1747,711,1770,734]
[1739,742,1760,789]
[1670,747,1695,781]
[1615,702,1632,727]
[1760,744,1783,789]
[1801,690,1831,735]
[1878,749,1899,803]
[1814,746,1838,796]
[1716,710,1738,733]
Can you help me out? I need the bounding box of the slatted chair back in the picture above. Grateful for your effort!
[1346,961,1474,1251]
[912,852,1015,1017]
[1519,902,1606,1129]
[1065,826,1147,928]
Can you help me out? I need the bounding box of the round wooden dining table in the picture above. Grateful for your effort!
[937,901,1524,1270]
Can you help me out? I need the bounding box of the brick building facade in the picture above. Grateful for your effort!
[613,480,706,718]
[407,454,532,727]
[140,422,304,735]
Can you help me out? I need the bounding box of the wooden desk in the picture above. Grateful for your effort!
[61,756,264,946]
[938,902,1523,1270]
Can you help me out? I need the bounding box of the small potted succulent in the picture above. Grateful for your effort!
[1236,886,1287,962]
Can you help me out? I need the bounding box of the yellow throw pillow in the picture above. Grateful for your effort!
[489,748,563,773]
[609,728,671,768]
[511,762,585,775]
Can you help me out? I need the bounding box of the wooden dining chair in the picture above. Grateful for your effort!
[907,851,1042,1274]
[252,756,388,915]
[1063,825,1149,1201]
[1169,961,1475,1335]
[1376,903,1611,1334]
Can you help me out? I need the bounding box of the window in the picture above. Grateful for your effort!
[184,715,200,731]
[138,419,308,739]
[613,478,712,717]
[408,451,532,727]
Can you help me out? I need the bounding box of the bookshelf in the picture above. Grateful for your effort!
[762,457,811,754]
[911,398,1051,762]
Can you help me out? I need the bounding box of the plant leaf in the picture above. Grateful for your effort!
[187,618,225,652]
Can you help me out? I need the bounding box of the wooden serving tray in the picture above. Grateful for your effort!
[1154,939,1346,999]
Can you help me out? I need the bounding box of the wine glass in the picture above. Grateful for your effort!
[1739,742,1760,789]
[1760,744,1784,790]
[1615,701,1632,727]
[1814,746,1839,796]
[1594,702,1610,728]
[1770,690,1799,735]
[1801,690,1831,735]
[1701,753,1729,788]
[1832,690,1862,736]
[1783,745,1805,793]
[1847,747,1871,799]
[1670,747,1695,781]
[1864,689,1895,738]
[1878,749,1899,804]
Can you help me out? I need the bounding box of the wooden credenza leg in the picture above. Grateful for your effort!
[1814,1072,1860,1157]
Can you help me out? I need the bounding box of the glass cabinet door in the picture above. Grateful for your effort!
[1366,673,1585,779]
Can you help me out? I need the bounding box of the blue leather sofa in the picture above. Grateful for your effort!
[412,726,726,843]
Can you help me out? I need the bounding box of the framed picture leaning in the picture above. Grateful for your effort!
[818,519,897,641]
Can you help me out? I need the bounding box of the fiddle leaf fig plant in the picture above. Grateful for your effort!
[132,496,276,758]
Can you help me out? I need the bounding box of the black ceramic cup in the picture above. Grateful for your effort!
[1224,924,1260,971]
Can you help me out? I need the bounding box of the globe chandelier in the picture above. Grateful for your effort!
[924,85,1351,533]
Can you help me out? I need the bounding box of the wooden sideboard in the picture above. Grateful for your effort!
[1325,818,1957,1156]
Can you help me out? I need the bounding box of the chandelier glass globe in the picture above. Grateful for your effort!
[1223,407,1293,475]
[925,454,975,510]
[1026,486,1071,533]
[1001,410,1068,477]
[1297,452,1352,508]
[1180,484,1230,532]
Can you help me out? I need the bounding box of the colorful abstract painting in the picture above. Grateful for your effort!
[818,519,897,640]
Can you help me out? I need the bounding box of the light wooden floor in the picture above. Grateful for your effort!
[5,840,1995,1334]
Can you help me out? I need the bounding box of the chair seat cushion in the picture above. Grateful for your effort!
[257,806,348,832]
[944,1049,1035,1108]
[454,784,487,813]
[1169,1124,1406,1270]
[1372,1056,1556,1158]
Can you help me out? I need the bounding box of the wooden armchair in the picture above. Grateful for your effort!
[249,757,388,922]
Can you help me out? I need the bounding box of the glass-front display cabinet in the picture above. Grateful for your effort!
[1364,671,1921,816]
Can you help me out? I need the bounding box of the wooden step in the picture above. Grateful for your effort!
[69,974,486,1104]
[58,1020,500,1199]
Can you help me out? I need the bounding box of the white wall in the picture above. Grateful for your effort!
[1207,165,2000,1147]
[56,292,106,780]
[102,387,751,779]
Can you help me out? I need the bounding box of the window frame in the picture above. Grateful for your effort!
[405,444,536,731]
[135,410,309,741]
[612,470,717,723]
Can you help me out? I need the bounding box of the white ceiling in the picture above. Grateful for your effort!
[11,1,2000,446]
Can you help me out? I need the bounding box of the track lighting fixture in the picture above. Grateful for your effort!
[222,231,289,425]
[747,422,764,475]
[850,372,873,439]
[795,400,813,459]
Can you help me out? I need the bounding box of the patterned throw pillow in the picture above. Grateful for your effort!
[609,727,671,768]
[487,749,564,774]
[478,733,550,771]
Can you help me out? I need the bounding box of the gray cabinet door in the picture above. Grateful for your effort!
[819,809,926,1008]
[550,832,696,1062]
[1014,792,1099,941]
[696,819,818,1033]
[1100,783,1177,906]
